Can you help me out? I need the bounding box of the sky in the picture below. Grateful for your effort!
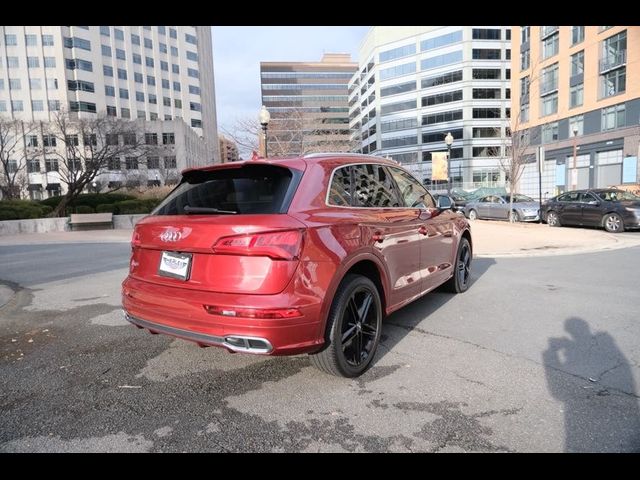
[211,26,370,142]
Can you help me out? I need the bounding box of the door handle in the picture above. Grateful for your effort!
[418,226,428,236]
[372,231,385,243]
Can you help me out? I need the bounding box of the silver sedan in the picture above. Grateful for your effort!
[464,194,540,222]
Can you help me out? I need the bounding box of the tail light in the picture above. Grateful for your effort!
[212,229,304,260]
[131,230,141,249]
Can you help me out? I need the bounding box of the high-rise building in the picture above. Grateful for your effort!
[512,26,639,198]
[219,133,239,162]
[349,26,512,188]
[0,25,219,198]
[260,53,357,156]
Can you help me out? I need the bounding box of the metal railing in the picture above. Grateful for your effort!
[599,50,626,73]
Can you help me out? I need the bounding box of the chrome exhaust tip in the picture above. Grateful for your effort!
[223,336,273,354]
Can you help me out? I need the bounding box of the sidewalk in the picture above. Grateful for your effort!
[0,221,639,257]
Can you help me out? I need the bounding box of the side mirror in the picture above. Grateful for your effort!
[437,196,453,210]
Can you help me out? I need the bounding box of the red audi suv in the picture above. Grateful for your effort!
[122,153,472,377]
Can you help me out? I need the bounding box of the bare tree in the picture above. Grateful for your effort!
[0,118,36,200]
[495,54,543,222]
[46,110,151,216]
[222,107,357,158]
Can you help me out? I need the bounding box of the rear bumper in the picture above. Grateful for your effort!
[122,275,325,356]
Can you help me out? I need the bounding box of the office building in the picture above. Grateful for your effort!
[0,25,219,198]
[260,53,357,156]
[349,26,512,188]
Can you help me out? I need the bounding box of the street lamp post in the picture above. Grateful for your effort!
[259,105,271,158]
[571,128,578,190]
[444,132,454,194]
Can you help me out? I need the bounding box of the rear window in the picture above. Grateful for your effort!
[152,164,296,215]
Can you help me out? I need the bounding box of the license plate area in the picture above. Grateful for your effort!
[158,251,192,281]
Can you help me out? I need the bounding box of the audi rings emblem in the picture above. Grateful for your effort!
[160,229,182,242]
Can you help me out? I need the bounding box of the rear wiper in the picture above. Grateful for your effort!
[183,205,237,214]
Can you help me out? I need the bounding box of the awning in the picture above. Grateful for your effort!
[28,184,43,191]
[46,183,61,191]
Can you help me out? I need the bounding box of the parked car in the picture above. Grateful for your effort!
[541,189,640,233]
[463,194,540,222]
[122,154,472,377]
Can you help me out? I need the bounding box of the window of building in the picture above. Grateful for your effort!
[569,115,584,136]
[421,50,462,70]
[601,103,625,131]
[171,46,178,56]
[422,109,463,125]
[473,127,501,138]
[191,119,202,128]
[29,78,41,90]
[134,72,143,83]
[131,33,141,45]
[521,26,530,44]
[114,28,124,40]
[7,57,19,68]
[473,146,500,157]
[69,101,97,113]
[150,112,158,120]
[42,34,54,46]
[472,69,500,80]
[570,84,584,108]
[169,28,177,39]
[158,26,166,35]
[472,108,501,119]
[173,81,181,92]
[539,62,558,95]
[136,91,145,102]
[116,48,126,60]
[25,34,37,46]
[472,28,501,40]
[541,122,559,143]
[147,75,156,86]
[105,85,115,96]
[48,100,60,111]
[125,157,139,170]
[541,92,558,116]
[472,49,501,60]
[27,159,40,172]
[119,88,129,99]
[11,100,24,112]
[100,26,110,36]
[148,94,157,104]
[103,65,113,76]
[472,88,501,99]
[145,133,158,145]
[9,78,21,90]
[380,100,416,115]
[106,106,117,117]
[172,64,179,74]
[160,60,168,71]
[174,99,182,109]
[133,53,142,64]
[572,26,585,45]
[117,68,127,80]
[144,37,153,49]
[107,157,120,170]
[162,133,175,145]
[121,108,130,119]
[101,44,112,56]
[571,50,584,76]
[159,43,167,53]
[542,32,559,59]
[163,97,171,107]
[188,85,200,95]
[4,34,17,45]
[46,158,59,172]
[422,128,462,144]
[379,44,416,63]
[137,110,146,120]
[64,36,91,51]
[164,156,177,169]
[162,78,170,89]
[602,68,626,97]
[65,58,92,71]
[185,33,197,45]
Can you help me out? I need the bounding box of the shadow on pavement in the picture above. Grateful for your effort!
[374,256,496,365]
[543,317,640,452]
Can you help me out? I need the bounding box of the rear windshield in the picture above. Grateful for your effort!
[152,164,295,215]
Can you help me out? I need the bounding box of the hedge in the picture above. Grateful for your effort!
[0,200,53,221]
[40,193,136,210]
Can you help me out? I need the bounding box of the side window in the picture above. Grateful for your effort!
[557,192,579,202]
[328,166,352,206]
[352,164,401,208]
[388,166,435,209]
[480,196,491,203]
[579,193,596,203]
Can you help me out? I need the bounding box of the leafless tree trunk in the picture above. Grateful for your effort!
[46,110,152,216]
[0,118,36,200]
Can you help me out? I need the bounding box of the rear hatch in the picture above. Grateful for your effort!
[129,163,306,295]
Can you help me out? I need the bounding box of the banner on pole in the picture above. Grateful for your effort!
[431,152,448,181]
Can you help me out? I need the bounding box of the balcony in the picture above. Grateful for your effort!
[540,26,558,39]
[599,50,626,73]
[539,79,558,96]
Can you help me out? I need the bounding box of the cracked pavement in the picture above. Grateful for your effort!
[1,242,639,452]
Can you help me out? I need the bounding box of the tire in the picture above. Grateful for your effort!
[603,212,624,233]
[547,211,561,227]
[510,210,521,223]
[443,237,472,294]
[468,209,478,220]
[309,274,382,378]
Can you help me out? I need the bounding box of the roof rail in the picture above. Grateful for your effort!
[303,152,391,160]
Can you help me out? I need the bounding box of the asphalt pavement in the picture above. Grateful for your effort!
[1,237,639,452]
